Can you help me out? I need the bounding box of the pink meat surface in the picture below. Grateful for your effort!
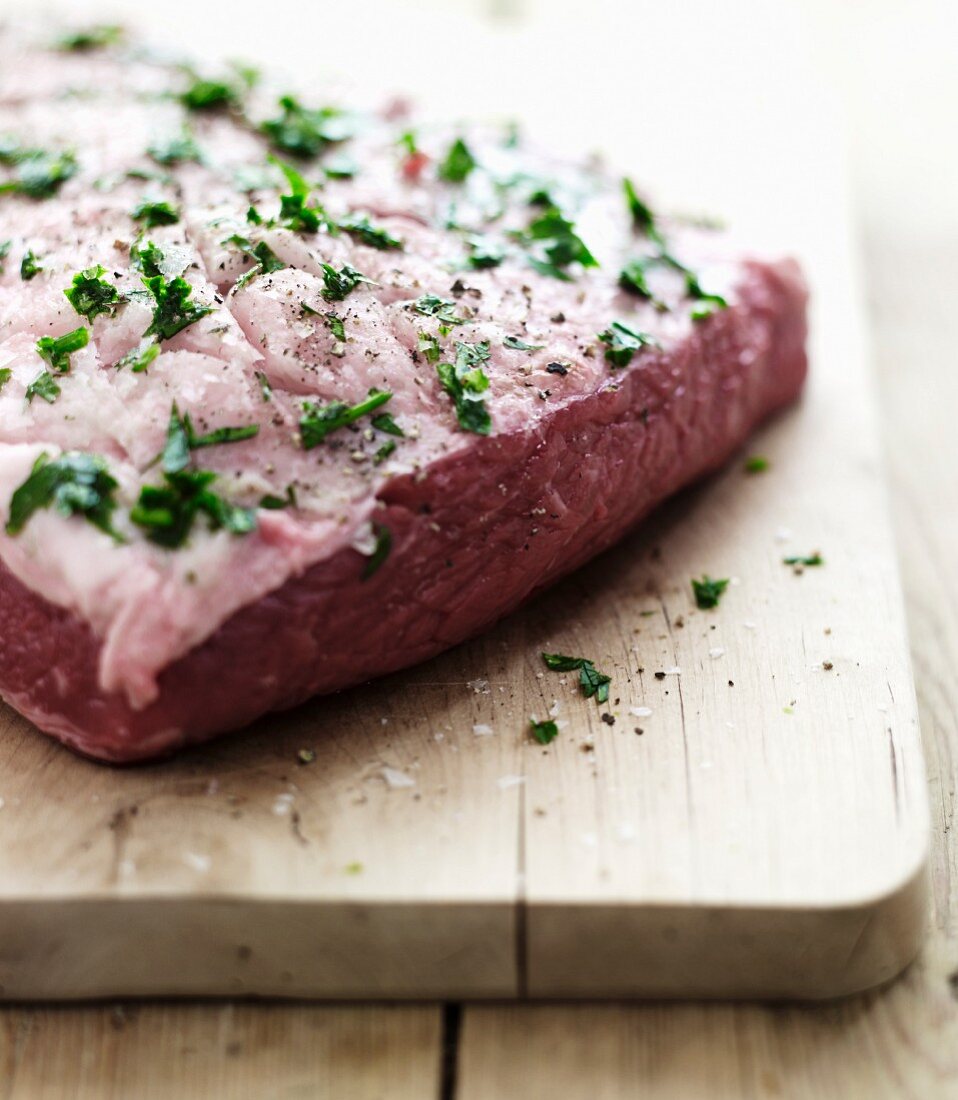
[0,27,807,761]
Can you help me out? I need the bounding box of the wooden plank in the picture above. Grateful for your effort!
[0,1004,441,1099]
[0,0,929,999]
[457,2,958,1095]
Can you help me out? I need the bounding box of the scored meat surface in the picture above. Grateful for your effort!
[0,25,807,761]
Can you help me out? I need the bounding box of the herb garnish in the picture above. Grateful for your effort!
[148,131,200,167]
[371,411,404,437]
[117,339,160,373]
[299,389,392,449]
[324,313,346,341]
[142,272,213,340]
[132,199,179,227]
[541,652,612,705]
[225,235,285,288]
[20,250,41,280]
[56,25,122,51]
[362,524,392,580]
[0,147,78,199]
[744,455,769,473]
[261,96,351,158]
[0,239,10,272]
[623,177,657,236]
[598,321,657,367]
[181,78,237,112]
[0,368,10,393]
[436,341,491,435]
[131,406,257,548]
[25,371,60,404]
[320,263,373,302]
[783,553,823,567]
[514,207,597,281]
[692,575,729,610]
[339,213,403,250]
[7,451,122,538]
[270,156,328,233]
[618,257,659,301]
[438,137,477,183]
[414,294,466,326]
[503,335,544,351]
[466,234,505,269]
[37,326,89,373]
[530,718,559,745]
[64,265,119,321]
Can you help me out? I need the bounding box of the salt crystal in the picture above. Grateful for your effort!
[272,793,295,816]
[743,621,757,630]
[183,852,211,874]
[617,822,637,842]
[774,526,792,543]
[629,706,653,718]
[580,832,598,847]
[467,678,490,694]
[497,774,525,790]
[381,766,416,789]
[548,699,561,718]
[709,647,725,659]
[472,723,494,736]
[664,666,681,676]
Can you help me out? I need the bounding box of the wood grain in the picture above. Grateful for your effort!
[0,0,929,1001]
[0,1004,441,1099]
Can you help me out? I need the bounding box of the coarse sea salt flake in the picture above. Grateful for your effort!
[709,647,725,659]
[183,851,211,873]
[381,766,416,789]
[629,705,653,718]
[497,774,525,791]
[472,723,494,736]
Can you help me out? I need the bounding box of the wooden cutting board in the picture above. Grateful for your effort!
[0,0,929,1000]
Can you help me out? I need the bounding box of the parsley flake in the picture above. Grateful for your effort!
[438,137,477,183]
[362,524,392,580]
[320,263,373,302]
[25,371,60,404]
[783,553,824,567]
[56,25,122,51]
[299,389,392,449]
[148,131,200,167]
[541,652,612,705]
[181,78,237,112]
[20,250,42,280]
[339,212,403,250]
[436,340,491,435]
[261,96,352,159]
[414,294,466,326]
[64,265,119,322]
[692,575,729,610]
[744,455,769,474]
[36,326,88,373]
[598,321,657,368]
[0,147,78,199]
[117,339,160,373]
[623,177,657,236]
[6,451,122,539]
[530,718,559,745]
[132,199,179,227]
[503,335,544,351]
[142,272,213,340]
[515,207,597,281]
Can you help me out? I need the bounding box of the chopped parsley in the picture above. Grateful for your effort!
[436,340,491,435]
[6,451,122,539]
[225,235,285,288]
[623,177,657,236]
[503,335,544,351]
[339,213,403,250]
[132,199,180,227]
[271,156,328,233]
[414,294,466,326]
[466,234,505,269]
[744,455,769,474]
[784,553,824,567]
[438,137,477,183]
[56,25,122,51]
[147,131,200,167]
[362,524,392,580]
[692,575,729,610]
[181,78,237,112]
[515,207,597,281]
[64,265,119,322]
[0,239,10,272]
[690,295,728,321]
[324,153,358,180]
[618,257,658,301]
[25,371,60,404]
[20,250,41,280]
[371,411,404,437]
[255,370,273,400]
[142,272,213,340]
[373,440,397,465]
[598,321,657,368]
[324,313,346,341]
[117,339,160,373]
[530,718,559,745]
[131,406,257,548]
[320,262,372,302]
[0,148,78,199]
[261,95,351,158]
[418,332,443,362]
[0,367,10,392]
[299,389,392,449]
[541,652,611,705]
[36,326,89,373]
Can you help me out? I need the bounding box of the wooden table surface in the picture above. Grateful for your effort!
[1,0,956,1095]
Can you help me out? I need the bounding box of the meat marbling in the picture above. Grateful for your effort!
[0,27,807,761]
